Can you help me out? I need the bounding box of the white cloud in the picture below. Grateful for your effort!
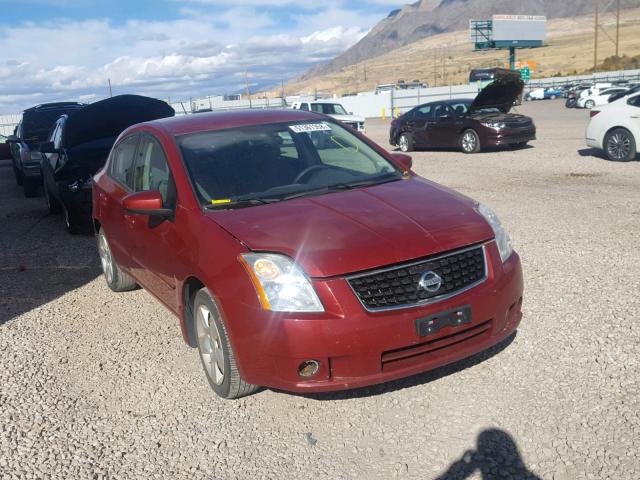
[0,3,389,112]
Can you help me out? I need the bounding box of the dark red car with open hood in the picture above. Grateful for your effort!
[92,109,524,399]
[390,76,536,153]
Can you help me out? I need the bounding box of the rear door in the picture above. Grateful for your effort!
[125,134,182,311]
[627,94,640,149]
[404,104,434,146]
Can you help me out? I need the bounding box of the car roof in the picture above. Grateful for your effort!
[413,99,474,108]
[23,102,84,113]
[149,109,326,136]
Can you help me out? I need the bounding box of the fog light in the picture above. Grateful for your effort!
[297,360,320,378]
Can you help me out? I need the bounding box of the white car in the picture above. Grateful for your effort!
[291,101,365,133]
[577,87,629,109]
[586,92,640,161]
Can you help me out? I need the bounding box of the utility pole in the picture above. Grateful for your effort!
[615,0,620,57]
[364,62,367,82]
[281,79,285,107]
[107,78,113,97]
[594,0,599,69]
[433,49,437,87]
[244,70,252,109]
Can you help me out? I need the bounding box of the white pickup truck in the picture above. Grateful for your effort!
[291,101,365,133]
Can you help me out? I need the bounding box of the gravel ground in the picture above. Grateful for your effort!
[1,99,639,480]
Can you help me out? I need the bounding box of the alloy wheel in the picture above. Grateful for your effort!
[399,135,409,152]
[607,132,632,161]
[98,232,114,285]
[462,132,477,152]
[196,305,225,386]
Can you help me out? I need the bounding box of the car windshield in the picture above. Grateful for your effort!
[310,103,349,115]
[178,120,402,209]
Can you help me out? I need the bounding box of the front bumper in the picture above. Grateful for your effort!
[59,184,93,224]
[486,127,536,147]
[224,241,524,393]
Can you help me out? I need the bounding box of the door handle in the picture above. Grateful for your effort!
[630,115,640,118]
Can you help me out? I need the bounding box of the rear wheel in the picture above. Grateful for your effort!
[460,129,480,154]
[97,228,137,292]
[585,100,595,109]
[604,128,636,162]
[398,133,413,152]
[194,288,258,399]
[549,95,557,100]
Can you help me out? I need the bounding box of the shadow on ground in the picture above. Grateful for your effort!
[435,428,542,480]
[0,160,100,325]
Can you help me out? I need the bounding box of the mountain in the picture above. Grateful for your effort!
[302,0,639,79]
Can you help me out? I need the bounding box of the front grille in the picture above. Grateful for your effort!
[347,245,486,311]
[505,118,533,128]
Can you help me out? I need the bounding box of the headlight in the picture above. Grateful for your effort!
[239,253,324,312]
[481,121,506,129]
[476,204,513,263]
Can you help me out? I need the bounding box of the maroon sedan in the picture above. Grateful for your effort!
[93,109,524,399]
[390,76,536,153]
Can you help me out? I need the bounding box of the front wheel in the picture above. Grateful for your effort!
[398,133,413,152]
[604,128,636,162]
[460,130,481,154]
[23,177,39,198]
[97,228,137,292]
[194,289,258,399]
[13,163,23,186]
[585,100,595,109]
[44,183,62,214]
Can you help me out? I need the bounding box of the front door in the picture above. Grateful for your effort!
[405,104,434,146]
[430,104,460,147]
[126,134,182,311]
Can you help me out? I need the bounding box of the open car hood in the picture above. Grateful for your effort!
[64,94,175,150]
[470,76,524,114]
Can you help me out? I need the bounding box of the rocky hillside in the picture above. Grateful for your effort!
[303,0,639,79]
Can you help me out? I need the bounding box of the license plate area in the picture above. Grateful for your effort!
[415,305,472,337]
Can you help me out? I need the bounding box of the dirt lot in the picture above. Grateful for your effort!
[1,100,639,479]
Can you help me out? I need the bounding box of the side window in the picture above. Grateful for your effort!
[109,135,139,187]
[132,136,175,208]
[51,123,63,148]
[415,105,433,119]
[300,103,310,111]
[628,95,640,107]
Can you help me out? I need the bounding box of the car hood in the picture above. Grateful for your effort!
[65,94,175,149]
[470,76,524,114]
[206,177,494,278]
[330,114,365,123]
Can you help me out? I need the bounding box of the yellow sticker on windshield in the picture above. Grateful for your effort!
[212,199,232,204]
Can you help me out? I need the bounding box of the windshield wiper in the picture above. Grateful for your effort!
[281,175,401,201]
[203,198,278,210]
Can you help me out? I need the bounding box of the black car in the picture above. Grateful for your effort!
[40,94,175,233]
[7,102,84,197]
[390,76,535,154]
[608,85,640,103]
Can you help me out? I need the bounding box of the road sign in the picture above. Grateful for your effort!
[518,66,531,81]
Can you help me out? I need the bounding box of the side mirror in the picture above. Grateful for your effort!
[123,190,173,217]
[390,152,412,170]
[40,141,57,153]
[7,134,18,143]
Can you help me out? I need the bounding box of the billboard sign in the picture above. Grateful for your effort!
[492,15,546,47]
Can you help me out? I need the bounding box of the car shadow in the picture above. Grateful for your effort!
[0,160,101,326]
[392,145,534,154]
[434,428,542,480]
[273,331,516,401]
[577,147,606,159]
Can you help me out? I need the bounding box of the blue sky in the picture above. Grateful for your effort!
[0,0,402,112]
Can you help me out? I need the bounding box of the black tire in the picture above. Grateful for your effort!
[511,142,528,149]
[565,98,576,108]
[22,177,39,198]
[13,163,23,186]
[44,183,62,214]
[398,133,414,152]
[604,128,637,162]
[63,207,82,235]
[460,129,481,154]
[194,288,258,399]
[549,95,557,100]
[97,227,138,292]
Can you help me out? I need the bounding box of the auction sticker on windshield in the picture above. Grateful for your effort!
[289,123,332,133]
